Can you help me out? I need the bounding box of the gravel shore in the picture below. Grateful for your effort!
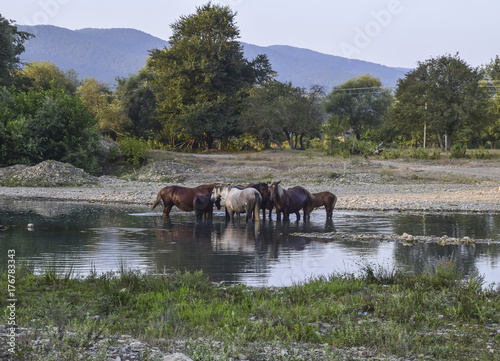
[1,154,500,213]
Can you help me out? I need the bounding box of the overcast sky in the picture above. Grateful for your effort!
[2,0,498,69]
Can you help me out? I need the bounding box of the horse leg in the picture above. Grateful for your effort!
[295,211,301,221]
[163,204,174,219]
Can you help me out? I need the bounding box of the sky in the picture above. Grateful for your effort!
[2,0,499,69]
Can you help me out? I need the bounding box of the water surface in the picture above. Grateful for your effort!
[0,200,498,287]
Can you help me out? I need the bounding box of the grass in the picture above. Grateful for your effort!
[1,258,499,360]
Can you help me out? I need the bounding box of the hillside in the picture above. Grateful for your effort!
[17,25,410,89]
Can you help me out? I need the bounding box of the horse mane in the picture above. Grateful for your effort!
[275,182,285,199]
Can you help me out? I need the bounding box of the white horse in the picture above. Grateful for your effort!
[211,184,262,222]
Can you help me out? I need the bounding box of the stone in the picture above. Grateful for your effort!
[163,354,193,361]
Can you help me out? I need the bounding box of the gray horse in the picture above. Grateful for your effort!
[211,184,262,222]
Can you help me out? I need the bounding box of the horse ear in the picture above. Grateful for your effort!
[277,180,281,185]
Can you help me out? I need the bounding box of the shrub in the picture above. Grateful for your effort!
[449,143,467,159]
[118,137,149,167]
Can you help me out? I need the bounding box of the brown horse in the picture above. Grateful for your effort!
[152,183,218,219]
[244,183,273,219]
[312,192,337,219]
[269,181,315,221]
[193,193,221,221]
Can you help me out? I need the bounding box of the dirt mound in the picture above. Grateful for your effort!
[0,160,97,187]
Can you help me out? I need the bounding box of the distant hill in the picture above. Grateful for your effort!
[17,25,410,90]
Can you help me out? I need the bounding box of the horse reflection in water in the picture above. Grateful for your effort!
[211,184,262,222]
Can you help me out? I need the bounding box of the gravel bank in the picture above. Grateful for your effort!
[1,156,500,213]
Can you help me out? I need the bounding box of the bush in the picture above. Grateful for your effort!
[0,86,103,174]
[449,143,467,159]
[118,137,149,167]
[469,147,490,159]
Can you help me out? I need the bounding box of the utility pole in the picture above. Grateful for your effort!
[423,102,427,148]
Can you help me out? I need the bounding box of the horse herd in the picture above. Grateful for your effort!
[151,181,337,222]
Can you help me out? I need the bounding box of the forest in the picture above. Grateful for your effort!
[1,4,500,175]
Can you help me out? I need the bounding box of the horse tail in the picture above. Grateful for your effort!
[254,192,262,221]
[303,188,316,217]
[151,189,164,211]
[331,193,338,210]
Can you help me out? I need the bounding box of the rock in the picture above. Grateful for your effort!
[163,353,193,361]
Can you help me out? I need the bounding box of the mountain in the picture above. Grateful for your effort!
[17,25,410,90]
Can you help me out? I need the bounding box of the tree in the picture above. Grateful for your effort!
[241,81,322,150]
[76,77,131,138]
[147,3,272,149]
[16,61,80,93]
[0,87,102,173]
[0,14,33,86]
[393,54,489,151]
[322,74,393,153]
[115,68,160,139]
[480,56,500,149]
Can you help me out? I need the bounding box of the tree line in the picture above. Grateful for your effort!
[1,4,500,175]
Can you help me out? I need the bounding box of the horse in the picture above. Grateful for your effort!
[193,193,221,221]
[151,183,218,219]
[211,184,262,222]
[244,183,273,219]
[269,181,315,221]
[312,191,338,219]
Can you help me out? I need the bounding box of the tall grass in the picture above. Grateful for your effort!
[1,260,498,360]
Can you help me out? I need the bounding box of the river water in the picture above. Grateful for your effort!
[0,200,499,287]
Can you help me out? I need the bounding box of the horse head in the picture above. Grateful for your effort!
[269,180,282,202]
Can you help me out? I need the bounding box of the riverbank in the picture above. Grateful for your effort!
[1,262,499,361]
[1,151,500,213]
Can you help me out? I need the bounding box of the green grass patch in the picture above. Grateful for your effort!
[1,259,499,360]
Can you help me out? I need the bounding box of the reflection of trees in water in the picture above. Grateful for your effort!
[394,243,492,279]
[392,213,500,239]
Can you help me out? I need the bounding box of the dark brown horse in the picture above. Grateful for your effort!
[152,183,218,219]
[193,193,221,221]
[269,181,315,221]
[244,183,273,219]
[312,192,337,219]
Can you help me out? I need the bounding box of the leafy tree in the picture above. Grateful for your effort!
[480,56,500,149]
[16,61,80,93]
[393,54,489,151]
[147,3,273,149]
[322,74,393,153]
[0,87,102,173]
[76,77,131,138]
[115,68,160,139]
[241,81,323,150]
[0,14,33,86]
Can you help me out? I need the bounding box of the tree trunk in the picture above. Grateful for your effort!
[299,133,305,150]
[283,129,293,149]
[437,132,444,151]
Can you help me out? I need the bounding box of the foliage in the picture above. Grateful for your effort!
[393,53,490,151]
[15,61,80,93]
[147,3,273,150]
[0,14,33,86]
[118,137,149,167]
[241,81,323,150]
[0,86,103,173]
[481,55,500,149]
[76,77,132,137]
[449,143,467,159]
[115,68,160,139]
[322,74,394,154]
